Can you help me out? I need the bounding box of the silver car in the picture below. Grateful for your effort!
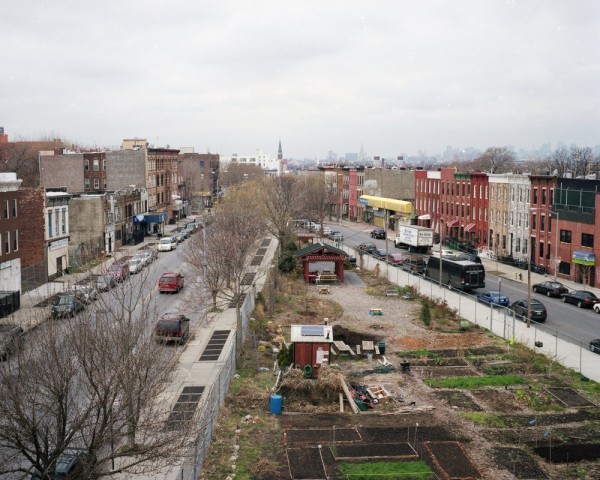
[128,258,144,274]
[73,284,98,303]
[139,249,158,263]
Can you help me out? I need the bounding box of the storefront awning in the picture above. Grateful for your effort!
[358,195,412,214]
[447,219,459,228]
[140,212,168,224]
[465,223,476,232]
[418,214,431,221]
[572,250,595,266]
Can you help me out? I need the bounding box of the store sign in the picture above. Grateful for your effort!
[49,238,68,251]
[572,250,595,266]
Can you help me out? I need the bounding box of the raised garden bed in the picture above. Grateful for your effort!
[490,447,548,478]
[546,387,595,407]
[422,441,481,479]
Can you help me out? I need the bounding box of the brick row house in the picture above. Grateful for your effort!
[415,168,600,287]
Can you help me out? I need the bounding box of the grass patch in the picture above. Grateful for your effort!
[425,375,525,389]
[339,460,434,479]
[462,413,507,428]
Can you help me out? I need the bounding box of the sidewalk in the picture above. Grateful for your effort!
[3,217,194,332]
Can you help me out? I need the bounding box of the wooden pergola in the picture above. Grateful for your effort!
[295,242,349,283]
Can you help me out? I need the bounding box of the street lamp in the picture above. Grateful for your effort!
[550,210,559,281]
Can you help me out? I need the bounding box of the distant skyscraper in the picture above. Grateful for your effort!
[359,143,366,162]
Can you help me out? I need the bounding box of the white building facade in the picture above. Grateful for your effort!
[45,191,71,278]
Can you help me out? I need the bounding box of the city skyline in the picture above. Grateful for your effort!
[2,1,599,159]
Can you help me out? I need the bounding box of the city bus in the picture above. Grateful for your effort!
[425,256,485,291]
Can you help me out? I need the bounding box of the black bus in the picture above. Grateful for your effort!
[426,256,485,291]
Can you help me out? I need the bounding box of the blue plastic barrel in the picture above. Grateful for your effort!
[270,394,283,415]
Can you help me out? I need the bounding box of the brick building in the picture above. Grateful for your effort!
[178,152,220,214]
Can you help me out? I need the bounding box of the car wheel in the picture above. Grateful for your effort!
[577,301,583,308]
[562,296,567,303]
[547,291,552,297]
[533,287,537,293]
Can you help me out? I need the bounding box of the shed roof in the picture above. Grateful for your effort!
[290,324,333,343]
[295,242,348,258]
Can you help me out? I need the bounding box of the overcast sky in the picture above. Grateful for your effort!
[2,1,599,159]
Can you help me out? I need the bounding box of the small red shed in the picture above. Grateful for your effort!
[290,324,333,379]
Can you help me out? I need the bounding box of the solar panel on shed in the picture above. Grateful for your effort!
[301,325,324,336]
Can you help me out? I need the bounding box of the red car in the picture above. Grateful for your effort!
[387,253,408,265]
[158,272,185,293]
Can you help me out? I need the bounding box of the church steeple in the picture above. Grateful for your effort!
[278,139,283,160]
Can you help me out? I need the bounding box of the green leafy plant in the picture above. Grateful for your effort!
[339,460,434,479]
[420,300,431,326]
[425,375,525,389]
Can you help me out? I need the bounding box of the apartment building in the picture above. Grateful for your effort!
[45,189,71,279]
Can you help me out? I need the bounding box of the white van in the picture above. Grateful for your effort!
[158,237,177,252]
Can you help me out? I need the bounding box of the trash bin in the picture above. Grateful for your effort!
[269,394,282,415]
[378,341,386,355]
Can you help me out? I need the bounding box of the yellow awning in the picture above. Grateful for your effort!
[359,195,412,214]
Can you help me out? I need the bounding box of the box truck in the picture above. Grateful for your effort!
[394,225,434,253]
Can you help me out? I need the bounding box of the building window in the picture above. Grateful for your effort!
[523,239,527,255]
[84,159,89,171]
[55,210,59,234]
[542,188,547,204]
[94,178,100,189]
[560,230,572,243]
[93,159,99,171]
[12,199,17,217]
[539,242,544,258]
[559,261,570,275]
[540,215,545,232]
[502,235,506,250]
[103,159,106,171]
[85,178,90,190]
[532,214,537,230]
[62,208,67,234]
[4,232,9,254]
[516,237,521,252]
[489,230,493,248]
[48,211,53,238]
[533,188,538,204]
[13,230,18,251]
[4,200,8,219]
[582,233,594,248]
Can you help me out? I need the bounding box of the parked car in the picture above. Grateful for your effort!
[185,221,199,232]
[532,281,568,297]
[133,252,150,268]
[108,263,130,282]
[96,274,117,291]
[73,284,97,303]
[373,248,388,260]
[562,290,600,308]
[329,231,344,241]
[515,259,547,274]
[358,242,377,254]
[154,313,191,345]
[128,258,144,274]
[51,293,86,319]
[508,299,548,322]
[371,228,386,239]
[0,324,25,360]
[158,272,185,293]
[158,237,177,252]
[178,228,191,239]
[401,255,426,275]
[30,448,86,479]
[139,249,158,263]
[455,252,482,264]
[387,253,408,265]
[321,226,332,236]
[590,339,600,354]
[476,290,510,307]
[171,232,184,244]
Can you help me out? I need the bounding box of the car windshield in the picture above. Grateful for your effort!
[160,275,174,282]
[160,238,171,244]
[109,265,122,272]
[98,275,111,283]
[548,282,563,288]
[129,260,139,266]
[581,292,596,298]
[56,295,74,305]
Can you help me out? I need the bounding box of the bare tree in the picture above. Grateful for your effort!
[299,174,337,232]
[0,268,197,478]
[0,142,41,186]
[258,175,302,251]
[538,146,599,178]
[184,186,267,363]
[219,163,263,188]
[473,147,516,173]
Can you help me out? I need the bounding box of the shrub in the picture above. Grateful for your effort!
[420,300,431,326]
